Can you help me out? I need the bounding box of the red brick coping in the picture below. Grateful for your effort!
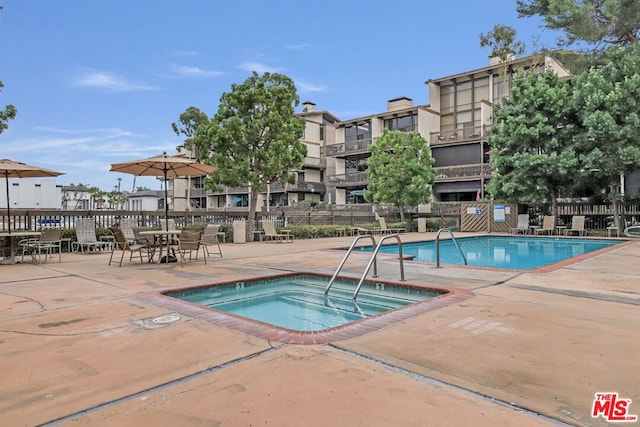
[141,272,473,345]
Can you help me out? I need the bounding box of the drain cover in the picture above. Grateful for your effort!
[151,314,181,324]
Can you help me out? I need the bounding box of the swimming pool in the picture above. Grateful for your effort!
[157,272,472,344]
[355,236,625,270]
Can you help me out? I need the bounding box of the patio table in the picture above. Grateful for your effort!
[0,231,42,264]
[138,229,180,264]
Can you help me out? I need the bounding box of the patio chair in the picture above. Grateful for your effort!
[534,216,556,235]
[564,215,587,236]
[119,218,137,244]
[173,227,206,266]
[510,214,529,234]
[261,220,293,243]
[376,217,405,234]
[108,227,154,267]
[72,218,112,253]
[21,227,63,263]
[201,224,223,258]
[132,226,161,262]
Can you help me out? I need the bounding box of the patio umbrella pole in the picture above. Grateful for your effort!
[4,172,10,234]
[163,165,170,263]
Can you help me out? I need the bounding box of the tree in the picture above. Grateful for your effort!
[479,24,529,106]
[517,0,640,49]
[196,72,306,241]
[480,24,525,60]
[364,130,435,228]
[571,43,640,229]
[173,107,211,210]
[89,187,105,209]
[172,106,210,156]
[486,70,578,221]
[0,82,17,135]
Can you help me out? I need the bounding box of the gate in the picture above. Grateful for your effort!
[460,202,518,233]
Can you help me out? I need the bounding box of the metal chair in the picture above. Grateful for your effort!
[202,224,223,258]
[108,227,153,267]
[21,227,63,263]
[173,227,206,266]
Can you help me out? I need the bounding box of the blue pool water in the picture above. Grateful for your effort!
[167,273,441,331]
[356,236,624,270]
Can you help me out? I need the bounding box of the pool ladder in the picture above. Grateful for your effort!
[435,228,467,267]
[324,234,405,301]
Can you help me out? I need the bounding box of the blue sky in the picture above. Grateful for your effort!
[0,0,560,192]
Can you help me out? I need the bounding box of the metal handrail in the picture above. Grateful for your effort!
[435,228,467,267]
[324,234,378,295]
[352,234,405,300]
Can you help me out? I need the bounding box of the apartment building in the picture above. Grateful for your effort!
[426,54,571,202]
[172,104,340,211]
[170,54,575,208]
[325,96,436,205]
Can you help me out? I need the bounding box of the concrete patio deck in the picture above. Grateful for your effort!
[1,232,638,426]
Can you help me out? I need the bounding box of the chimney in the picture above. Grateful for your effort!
[302,101,316,113]
[387,96,413,112]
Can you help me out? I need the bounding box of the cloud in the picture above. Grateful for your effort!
[238,62,284,74]
[295,80,327,93]
[171,64,224,78]
[171,50,199,57]
[285,43,312,50]
[73,70,158,92]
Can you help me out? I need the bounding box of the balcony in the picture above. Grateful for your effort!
[434,164,492,181]
[328,171,370,187]
[430,125,483,146]
[269,181,325,193]
[184,188,207,198]
[326,137,374,157]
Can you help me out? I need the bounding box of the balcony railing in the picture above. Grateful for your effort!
[326,137,375,157]
[269,181,325,193]
[434,164,492,181]
[184,188,207,198]
[328,171,369,186]
[430,125,483,145]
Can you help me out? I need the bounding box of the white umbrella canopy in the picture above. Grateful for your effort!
[1,159,64,233]
[109,152,215,230]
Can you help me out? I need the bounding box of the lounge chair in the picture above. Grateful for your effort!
[201,224,223,258]
[564,216,587,236]
[261,220,293,243]
[376,217,405,234]
[72,218,112,253]
[108,227,154,267]
[510,214,529,234]
[534,216,556,235]
[624,226,640,237]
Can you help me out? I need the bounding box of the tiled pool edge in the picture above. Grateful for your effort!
[139,273,474,345]
[369,237,637,273]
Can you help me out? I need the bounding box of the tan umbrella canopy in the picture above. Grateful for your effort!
[109,152,215,230]
[1,158,64,233]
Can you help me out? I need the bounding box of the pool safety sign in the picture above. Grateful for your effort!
[493,205,506,222]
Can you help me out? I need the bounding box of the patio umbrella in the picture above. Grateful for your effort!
[109,152,215,231]
[1,159,64,234]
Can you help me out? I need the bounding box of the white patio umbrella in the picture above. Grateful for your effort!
[1,159,64,233]
[109,152,215,231]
